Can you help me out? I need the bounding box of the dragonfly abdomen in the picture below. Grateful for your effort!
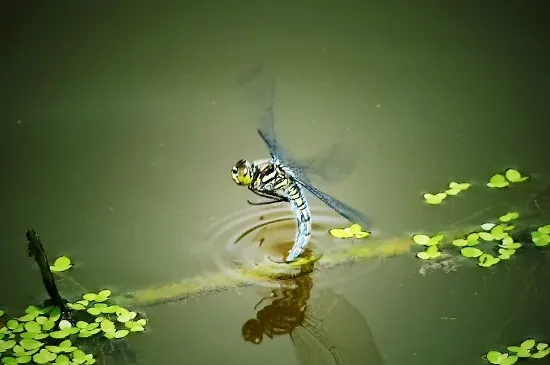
[285,183,312,262]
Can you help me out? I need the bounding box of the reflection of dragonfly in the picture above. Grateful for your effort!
[241,274,385,365]
[230,64,371,262]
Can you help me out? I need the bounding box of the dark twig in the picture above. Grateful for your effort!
[25,229,68,312]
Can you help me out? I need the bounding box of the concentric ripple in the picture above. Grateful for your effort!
[204,203,374,288]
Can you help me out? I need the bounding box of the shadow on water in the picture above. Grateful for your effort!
[241,273,385,365]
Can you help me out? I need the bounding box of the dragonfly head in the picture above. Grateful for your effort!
[231,159,254,186]
[242,318,263,344]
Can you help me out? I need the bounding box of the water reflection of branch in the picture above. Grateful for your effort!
[241,273,386,365]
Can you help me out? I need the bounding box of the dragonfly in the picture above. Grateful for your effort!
[241,274,385,365]
[230,64,371,263]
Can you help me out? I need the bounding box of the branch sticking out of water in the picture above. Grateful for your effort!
[25,229,69,312]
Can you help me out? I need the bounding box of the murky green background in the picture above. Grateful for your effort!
[1,1,549,364]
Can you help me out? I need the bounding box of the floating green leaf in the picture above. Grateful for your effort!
[531,349,550,358]
[487,174,509,188]
[491,225,508,240]
[505,169,528,183]
[49,256,73,273]
[498,238,521,250]
[452,239,468,247]
[115,308,137,323]
[86,308,101,316]
[6,320,18,330]
[499,212,519,222]
[466,233,480,245]
[0,309,4,317]
[416,245,441,260]
[114,329,129,339]
[1,357,18,365]
[413,234,443,246]
[100,320,115,333]
[32,348,57,364]
[413,234,430,245]
[461,247,483,258]
[71,349,86,363]
[101,305,120,314]
[49,330,69,339]
[19,339,42,351]
[329,224,370,239]
[481,223,496,231]
[446,181,471,195]
[478,254,500,268]
[521,339,535,350]
[486,351,508,364]
[498,248,515,260]
[445,186,461,195]
[82,293,97,301]
[423,192,447,205]
[41,319,55,332]
[479,232,494,241]
[0,339,16,351]
[22,322,40,334]
[58,340,77,353]
[328,227,353,239]
[95,290,112,303]
[54,354,71,365]
[49,307,61,321]
[531,230,550,247]
[125,319,146,332]
[449,181,471,191]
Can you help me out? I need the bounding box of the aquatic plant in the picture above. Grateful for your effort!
[487,169,529,188]
[50,256,73,273]
[413,234,444,260]
[414,168,548,268]
[0,290,147,364]
[423,192,447,205]
[531,225,550,247]
[423,180,471,205]
[1,235,148,365]
[484,338,549,364]
[328,224,370,239]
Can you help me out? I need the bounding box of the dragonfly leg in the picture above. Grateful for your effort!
[247,198,286,206]
[253,291,276,310]
[248,189,289,205]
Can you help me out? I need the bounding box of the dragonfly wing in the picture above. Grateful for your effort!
[236,62,289,161]
[296,179,371,229]
[291,289,385,365]
[286,142,357,184]
[291,324,338,365]
[237,63,360,183]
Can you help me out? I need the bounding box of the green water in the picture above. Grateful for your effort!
[1,1,549,364]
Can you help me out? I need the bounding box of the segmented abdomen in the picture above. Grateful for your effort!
[285,182,312,262]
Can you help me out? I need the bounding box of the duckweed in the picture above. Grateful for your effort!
[1,289,147,364]
[487,169,529,188]
[329,224,370,239]
[423,192,447,205]
[49,256,73,273]
[484,339,549,364]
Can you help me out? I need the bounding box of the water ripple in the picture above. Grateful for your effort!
[204,203,378,288]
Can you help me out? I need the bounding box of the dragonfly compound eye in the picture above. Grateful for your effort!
[231,159,253,186]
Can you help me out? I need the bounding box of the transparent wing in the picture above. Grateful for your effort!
[236,63,358,184]
[291,288,385,365]
[298,180,371,229]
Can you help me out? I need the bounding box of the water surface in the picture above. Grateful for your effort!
[1,1,549,364]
